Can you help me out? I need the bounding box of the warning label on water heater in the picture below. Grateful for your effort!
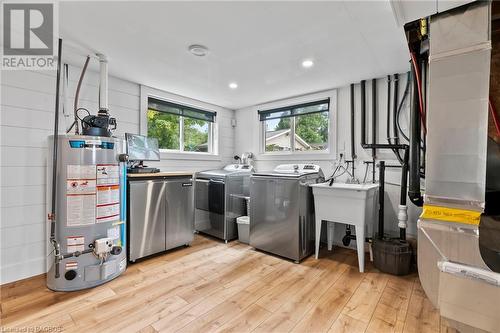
[66,164,120,226]
[67,165,97,227]
[96,164,120,223]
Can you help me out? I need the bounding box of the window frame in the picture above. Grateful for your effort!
[140,85,221,161]
[260,98,332,155]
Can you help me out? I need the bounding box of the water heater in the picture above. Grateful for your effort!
[46,135,127,291]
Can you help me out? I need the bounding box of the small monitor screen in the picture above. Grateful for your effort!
[126,133,160,161]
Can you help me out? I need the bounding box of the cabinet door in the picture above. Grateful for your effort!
[129,180,166,261]
[165,179,194,249]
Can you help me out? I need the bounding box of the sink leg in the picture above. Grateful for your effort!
[356,225,365,273]
[315,218,322,259]
[327,222,334,251]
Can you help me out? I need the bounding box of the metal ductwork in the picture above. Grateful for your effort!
[416,2,500,332]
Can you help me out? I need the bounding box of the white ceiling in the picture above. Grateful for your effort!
[60,1,410,110]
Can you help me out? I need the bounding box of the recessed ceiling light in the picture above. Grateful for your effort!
[188,44,209,57]
[229,82,238,89]
[302,59,314,68]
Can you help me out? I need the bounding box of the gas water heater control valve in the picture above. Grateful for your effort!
[94,238,114,255]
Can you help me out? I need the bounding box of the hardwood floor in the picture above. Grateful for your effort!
[1,235,456,333]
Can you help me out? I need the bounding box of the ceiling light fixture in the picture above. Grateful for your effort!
[229,82,238,89]
[188,44,209,57]
[302,59,314,68]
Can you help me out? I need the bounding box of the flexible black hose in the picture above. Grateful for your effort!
[396,72,411,142]
[73,55,90,134]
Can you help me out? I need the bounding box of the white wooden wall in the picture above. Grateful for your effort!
[0,62,234,284]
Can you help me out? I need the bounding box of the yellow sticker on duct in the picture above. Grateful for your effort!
[420,205,481,225]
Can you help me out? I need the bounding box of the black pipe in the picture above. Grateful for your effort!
[408,65,424,206]
[386,75,391,145]
[386,75,403,163]
[371,79,377,160]
[420,59,427,173]
[378,161,385,239]
[350,84,356,161]
[393,74,399,145]
[350,84,356,178]
[392,74,403,163]
[358,76,413,240]
[50,38,63,278]
[360,80,366,146]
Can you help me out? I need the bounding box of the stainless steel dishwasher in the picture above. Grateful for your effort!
[128,175,194,262]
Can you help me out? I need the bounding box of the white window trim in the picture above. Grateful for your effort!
[257,89,337,161]
[140,85,222,161]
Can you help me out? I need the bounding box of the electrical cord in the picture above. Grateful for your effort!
[76,107,93,129]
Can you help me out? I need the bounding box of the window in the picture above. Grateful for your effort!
[147,97,215,153]
[259,99,330,153]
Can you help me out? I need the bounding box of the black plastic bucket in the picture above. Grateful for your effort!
[372,238,412,276]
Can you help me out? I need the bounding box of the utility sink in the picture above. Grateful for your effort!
[310,181,379,272]
[310,182,379,224]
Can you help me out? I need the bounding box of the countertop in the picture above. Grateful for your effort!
[127,171,194,178]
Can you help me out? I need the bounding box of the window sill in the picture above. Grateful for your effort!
[160,151,222,161]
[256,151,333,161]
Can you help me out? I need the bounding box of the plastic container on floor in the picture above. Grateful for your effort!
[236,216,250,244]
[372,238,412,276]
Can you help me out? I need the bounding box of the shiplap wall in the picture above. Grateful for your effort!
[0,62,234,284]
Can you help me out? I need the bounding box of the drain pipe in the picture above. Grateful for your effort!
[393,74,400,146]
[378,161,385,239]
[359,76,412,239]
[408,66,424,206]
[371,79,377,181]
[386,75,392,145]
[360,80,376,183]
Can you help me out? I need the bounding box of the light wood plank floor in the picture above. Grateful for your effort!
[1,235,457,333]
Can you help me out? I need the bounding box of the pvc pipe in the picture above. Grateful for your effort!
[98,54,109,112]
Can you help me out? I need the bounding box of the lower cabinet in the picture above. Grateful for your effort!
[128,176,194,262]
